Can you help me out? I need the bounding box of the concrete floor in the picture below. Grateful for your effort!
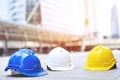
[1,50,120,80]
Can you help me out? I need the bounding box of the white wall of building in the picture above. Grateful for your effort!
[40,0,81,35]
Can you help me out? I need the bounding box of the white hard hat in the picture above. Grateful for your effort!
[46,47,74,70]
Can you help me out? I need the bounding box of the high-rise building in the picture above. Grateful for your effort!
[40,0,81,35]
[8,0,26,23]
[0,0,26,23]
[111,3,119,38]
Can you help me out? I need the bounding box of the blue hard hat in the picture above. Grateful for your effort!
[5,49,47,77]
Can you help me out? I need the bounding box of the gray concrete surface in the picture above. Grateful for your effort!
[1,50,120,80]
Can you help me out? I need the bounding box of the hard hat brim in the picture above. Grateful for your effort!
[5,67,48,77]
[46,63,74,71]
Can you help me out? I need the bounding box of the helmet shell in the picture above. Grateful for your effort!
[85,45,117,70]
[46,47,74,70]
[5,49,47,77]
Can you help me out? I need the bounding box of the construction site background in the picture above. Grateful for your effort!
[0,0,120,56]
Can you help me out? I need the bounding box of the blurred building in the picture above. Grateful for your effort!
[0,0,26,23]
[40,0,81,35]
[0,0,120,38]
[111,3,119,38]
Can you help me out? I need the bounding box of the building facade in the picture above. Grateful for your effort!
[0,0,26,23]
[40,0,81,35]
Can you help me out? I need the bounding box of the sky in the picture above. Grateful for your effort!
[0,0,9,20]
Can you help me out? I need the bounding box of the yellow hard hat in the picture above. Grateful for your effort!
[85,45,117,70]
